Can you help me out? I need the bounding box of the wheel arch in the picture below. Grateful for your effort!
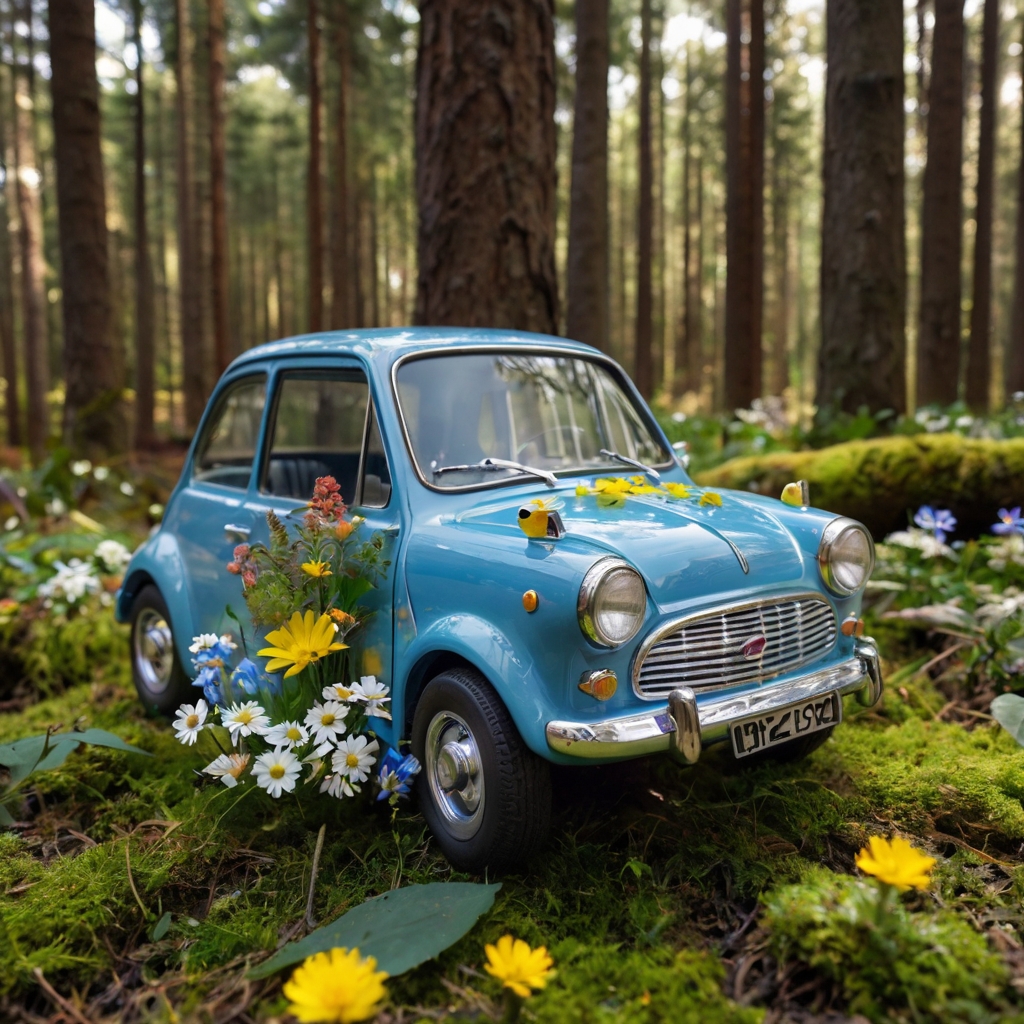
[402,650,486,740]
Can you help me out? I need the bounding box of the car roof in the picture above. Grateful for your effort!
[227,327,602,371]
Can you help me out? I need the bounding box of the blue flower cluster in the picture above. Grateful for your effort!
[376,747,420,802]
[993,507,1024,536]
[914,505,957,543]
[191,636,236,707]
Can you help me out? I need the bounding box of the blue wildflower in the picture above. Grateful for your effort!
[376,750,420,801]
[230,657,267,697]
[914,505,957,543]
[993,507,1024,536]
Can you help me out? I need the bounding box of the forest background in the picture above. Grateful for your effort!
[0,0,1021,461]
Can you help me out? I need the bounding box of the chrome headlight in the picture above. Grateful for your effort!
[818,517,875,596]
[578,558,647,647]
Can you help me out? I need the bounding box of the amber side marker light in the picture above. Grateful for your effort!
[840,615,865,637]
[522,590,539,613]
[579,669,618,701]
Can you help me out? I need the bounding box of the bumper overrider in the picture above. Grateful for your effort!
[546,638,883,763]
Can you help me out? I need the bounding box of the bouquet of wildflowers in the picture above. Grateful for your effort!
[170,476,419,805]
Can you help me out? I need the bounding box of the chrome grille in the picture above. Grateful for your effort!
[633,596,837,699]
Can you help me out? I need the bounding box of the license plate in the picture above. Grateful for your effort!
[730,691,842,759]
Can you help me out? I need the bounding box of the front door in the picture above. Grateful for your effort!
[245,369,399,702]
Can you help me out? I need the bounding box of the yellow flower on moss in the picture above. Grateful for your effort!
[301,560,333,578]
[484,935,555,999]
[855,835,936,891]
[663,482,692,499]
[698,491,723,508]
[258,610,347,678]
[283,947,388,1023]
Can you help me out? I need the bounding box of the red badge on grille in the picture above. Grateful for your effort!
[742,635,767,659]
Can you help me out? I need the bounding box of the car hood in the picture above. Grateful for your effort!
[453,485,811,612]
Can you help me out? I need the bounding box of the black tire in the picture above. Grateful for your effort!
[411,667,551,874]
[129,584,193,716]
[738,726,834,766]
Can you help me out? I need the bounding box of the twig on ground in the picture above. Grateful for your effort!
[31,969,93,1024]
[305,823,327,929]
[124,840,149,921]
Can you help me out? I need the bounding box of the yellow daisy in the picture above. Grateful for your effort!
[258,610,347,678]
[283,947,388,1023]
[301,560,333,578]
[484,935,555,999]
[663,481,692,499]
[855,835,936,891]
[698,491,723,508]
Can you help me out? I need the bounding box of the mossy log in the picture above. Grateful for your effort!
[695,433,1024,540]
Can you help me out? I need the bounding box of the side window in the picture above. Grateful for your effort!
[193,375,267,489]
[262,375,369,503]
[359,403,392,509]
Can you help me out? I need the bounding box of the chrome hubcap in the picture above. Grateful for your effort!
[134,609,174,694]
[425,711,484,839]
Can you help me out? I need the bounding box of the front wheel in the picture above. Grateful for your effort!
[412,667,551,873]
[130,584,193,716]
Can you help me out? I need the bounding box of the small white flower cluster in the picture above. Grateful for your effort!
[987,535,1024,572]
[95,539,132,574]
[881,527,955,561]
[38,559,101,604]
[174,653,392,802]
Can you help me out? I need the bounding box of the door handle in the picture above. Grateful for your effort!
[224,523,251,540]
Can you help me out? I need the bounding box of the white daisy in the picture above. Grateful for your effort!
[223,701,270,738]
[322,681,360,702]
[352,675,392,720]
[190,633,221,654]
[264,721,309,749]
[173,700,208,745]
[203,752,249,788]
[331,735,379,783]
[252,747,302,798]
[320,772,359,799]
[304,701,349,746]
[218,633,238,650]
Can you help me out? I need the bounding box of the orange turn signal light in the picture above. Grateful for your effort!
[840,615,865,637]
[522,590,539,613]
[579,669,618,701]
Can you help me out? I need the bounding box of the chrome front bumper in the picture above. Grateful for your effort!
[546,638,883,763]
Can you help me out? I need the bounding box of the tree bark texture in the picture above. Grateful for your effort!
[0,57,21,447]
[11,0,48,460]
[414,0,558,333]
[565,0,608,351]
[817,0,906,416]
[1010,23,1024,397]
[175,0,204,428]
[208,0,230,370]
[966,0,997,411]
[916,0,964,408]
[724,0,765,410]
[49,0,124,455]
[635,0,653,397]
[329,0,349,330]
[307,0,324,332]
[132,0,155,448]
[676,45,693,395]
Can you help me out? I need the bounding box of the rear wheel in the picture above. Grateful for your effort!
[412,667,551,873]
[130,584,193,716]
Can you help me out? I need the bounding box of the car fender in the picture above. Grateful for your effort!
[116,530,197,672]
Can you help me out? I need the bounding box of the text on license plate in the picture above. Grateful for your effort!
[730,692,842,759]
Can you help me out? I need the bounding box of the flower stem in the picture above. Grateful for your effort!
[501,989,523,1024]
[875,881,894,928]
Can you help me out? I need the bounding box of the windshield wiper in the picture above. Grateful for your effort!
[432,457,558,488]
[600,449,661,482]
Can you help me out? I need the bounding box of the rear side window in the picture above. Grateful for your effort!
[193,375,267,489]
[262,375,369,504]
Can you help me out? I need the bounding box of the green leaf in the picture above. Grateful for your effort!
[70,729,151,756]
[32,740,84,774]
[0,735,49,768]
[0,803,15,826]
[248,881,501,980]
[991,694,1024,746]
[151,911,172,941]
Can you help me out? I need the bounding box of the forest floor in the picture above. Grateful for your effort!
[2,617,1024,1023]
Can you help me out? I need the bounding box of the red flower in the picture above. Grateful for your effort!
[242,570,257,588]
[233,543,251,561]
[226,561,241,575]
[309,475,347,521]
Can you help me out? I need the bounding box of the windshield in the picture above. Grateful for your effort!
[395,353,672,488]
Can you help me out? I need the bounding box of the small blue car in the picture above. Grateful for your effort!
[117,328,882,871]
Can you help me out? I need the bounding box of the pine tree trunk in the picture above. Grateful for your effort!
[11,0,48,460]
[307,0,324,332]
[690,155,704,391]
[50,0,124,455]
[175,0,204,429]
[965,0,997,411]
[676,43,692,395]
[1010,23,1024,398]
[154,80,176,433]
[132,0,155,449]
[769,150,790,396]
[635,0,653,397]
[565,0,608,351]
[329,0,349,330]
[916,0,964,408]
[0,54,21,447]
[724,0,764,410]
[817,0,906,416]
[208,0,230,371]
[414,0,558,332]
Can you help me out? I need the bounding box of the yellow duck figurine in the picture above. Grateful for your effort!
[518,498,561,538]
[780,480,810,507]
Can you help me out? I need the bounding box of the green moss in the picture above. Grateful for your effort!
[695,433,1024,538]
[762,867,1015,1023]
